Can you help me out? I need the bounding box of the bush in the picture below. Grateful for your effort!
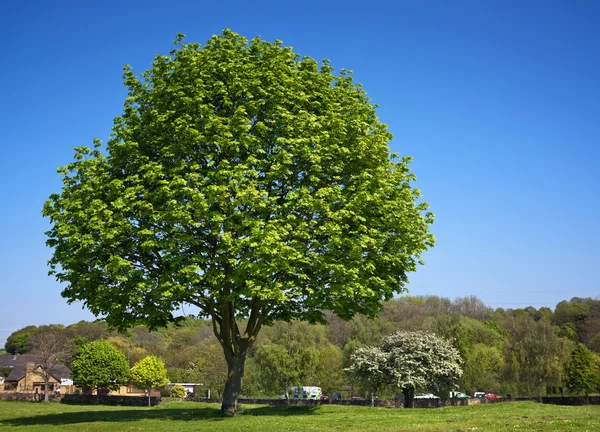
[170,385,187,398]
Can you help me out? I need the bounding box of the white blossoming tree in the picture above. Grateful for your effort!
[348,331,462,407]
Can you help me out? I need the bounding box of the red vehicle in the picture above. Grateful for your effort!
[485,393,499,399]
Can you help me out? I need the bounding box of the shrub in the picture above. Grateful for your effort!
[170,384,187,398]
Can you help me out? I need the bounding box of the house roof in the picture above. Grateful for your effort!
[0,354,42,368]
[5,364,26,381]
[2,356,71,382]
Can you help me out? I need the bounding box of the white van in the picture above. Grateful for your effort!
[279,386,322,400]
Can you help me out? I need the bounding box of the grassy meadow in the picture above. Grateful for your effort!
[0,400,598,431]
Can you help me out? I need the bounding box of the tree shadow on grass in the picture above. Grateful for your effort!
[0,404,320,427]
[0,407,223,426]
[240,405,320,416]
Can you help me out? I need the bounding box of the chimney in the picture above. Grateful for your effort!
[25,362,36,391]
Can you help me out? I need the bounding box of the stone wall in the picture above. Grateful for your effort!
[541,396,600,406]
[62,394,161,406]
[0,392,62,402]
[185,397,471,408]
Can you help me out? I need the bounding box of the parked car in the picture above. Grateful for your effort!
[320,395,329,401]
[414,393,440,399]
[278,386,322,400]
[474,392,499,399]
[449,391,471,398]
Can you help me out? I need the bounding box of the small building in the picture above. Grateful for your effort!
[168,382,203,394]
[0,355,72,394]
[112,381,161,397]
[4,362,71,394]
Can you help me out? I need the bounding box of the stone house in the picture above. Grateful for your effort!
[0,354,73,394]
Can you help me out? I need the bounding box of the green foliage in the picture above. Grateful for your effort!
[248,322,344,395]
[0,366,12,379]
[6,292,594,400]
[43,28,434,338]
[553,297,600,344]
[63,321,108,342]
[4,326,39,354]
[590,332,600,353]
[131,355,169,391]
[503,315,572,397]
[170,384,187,398]
[460,343,503,395]
[71,340,130,391]
[312,343,344,394]
[252,344,298,395]
[564,343,599,396]
[194,344,228,397]
[43,30,434,413]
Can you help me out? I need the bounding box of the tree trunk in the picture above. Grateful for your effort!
[370,391,374,408]
[44,378,49,403]
[402,386,414,408]
[221,353,246,415]
[148,390,151,408]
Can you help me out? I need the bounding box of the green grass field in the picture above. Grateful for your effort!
[0,400,598,431]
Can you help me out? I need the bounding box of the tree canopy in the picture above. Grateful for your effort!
[131,355,169,406]
[43,30,434,414]
[71,340,130,392]
[564,343,599,397]
[348,331,462,407]
[4,326,39,355]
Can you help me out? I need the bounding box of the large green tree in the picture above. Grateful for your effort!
[43,30,434,414]
[71,340,130,393]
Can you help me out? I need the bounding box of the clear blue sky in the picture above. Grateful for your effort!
[1,0,599,346]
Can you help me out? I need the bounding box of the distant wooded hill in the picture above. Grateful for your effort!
[3,295,600,398]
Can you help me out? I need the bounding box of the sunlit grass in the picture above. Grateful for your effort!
[0,400,598,431]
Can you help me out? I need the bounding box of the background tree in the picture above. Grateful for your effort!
[590,332,600,353]
[564,343,599,398]
[502,314,572,398]
[63,321,108,342]
[252,344,298,397]
[28,328,73,402]
[312,343,344,395]
[4,326,39,354]
[460,343,503,395]
[131,355,169,406]
[194,343,228,398]
[43,30,434,414]
[381,331,462,408]
[71,340,130,394]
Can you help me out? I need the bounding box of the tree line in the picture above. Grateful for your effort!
[3,295,600,400]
